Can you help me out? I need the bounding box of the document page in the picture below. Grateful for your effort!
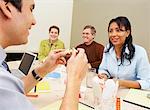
[123,88,150,109]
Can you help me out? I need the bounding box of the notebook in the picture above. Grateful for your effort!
[11,52,36,79]
[123,88,150,109]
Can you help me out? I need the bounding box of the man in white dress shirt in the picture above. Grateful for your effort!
[0,0,88,110]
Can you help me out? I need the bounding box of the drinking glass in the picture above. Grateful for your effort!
[92,76,104,110]
[86,68,97,88]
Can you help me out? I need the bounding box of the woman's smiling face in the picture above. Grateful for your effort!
[108,22,130,47]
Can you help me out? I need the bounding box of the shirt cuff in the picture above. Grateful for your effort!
[137,80,150,90]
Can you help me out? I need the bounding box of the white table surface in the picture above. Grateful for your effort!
[8,61,148,110]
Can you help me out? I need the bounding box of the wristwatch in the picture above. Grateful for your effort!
[32,69,43,81]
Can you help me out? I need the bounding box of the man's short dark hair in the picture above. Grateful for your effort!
[83,25,96,35]
[4,0,22,12]
[49,25,60,34]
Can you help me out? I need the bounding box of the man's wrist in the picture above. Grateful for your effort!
[67,77,82,88]
[67,80,81,93]
[34,64,50,77]
[32,69,43,81]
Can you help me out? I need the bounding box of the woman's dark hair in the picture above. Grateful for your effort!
[106,16,135,65]
[49,25,60,34]
[4,0,22,12]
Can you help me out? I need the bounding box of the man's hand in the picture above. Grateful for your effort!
[87,63,92,69]
[67,48,88,83]
[60,48,88,110]
[36,49,67,77]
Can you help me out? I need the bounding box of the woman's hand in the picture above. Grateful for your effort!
[98,73,108,80]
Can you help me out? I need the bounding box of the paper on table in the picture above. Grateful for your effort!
[40,100,92,110]
[36,81,51,92]
[123,88,150,109]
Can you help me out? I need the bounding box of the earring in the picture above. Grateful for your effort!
[125,45,129,55]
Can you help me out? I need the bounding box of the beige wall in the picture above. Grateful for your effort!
[6,0,73,52]
[71,0,150,61]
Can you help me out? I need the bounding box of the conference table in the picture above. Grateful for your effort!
[8,61,148,110]
[28,81,149,110]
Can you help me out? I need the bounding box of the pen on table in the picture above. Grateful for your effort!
[34,86,36,93]
[79,102,94,109]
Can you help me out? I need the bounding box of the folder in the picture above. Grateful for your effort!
[123,88,150,109]
[36,81,51,92]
